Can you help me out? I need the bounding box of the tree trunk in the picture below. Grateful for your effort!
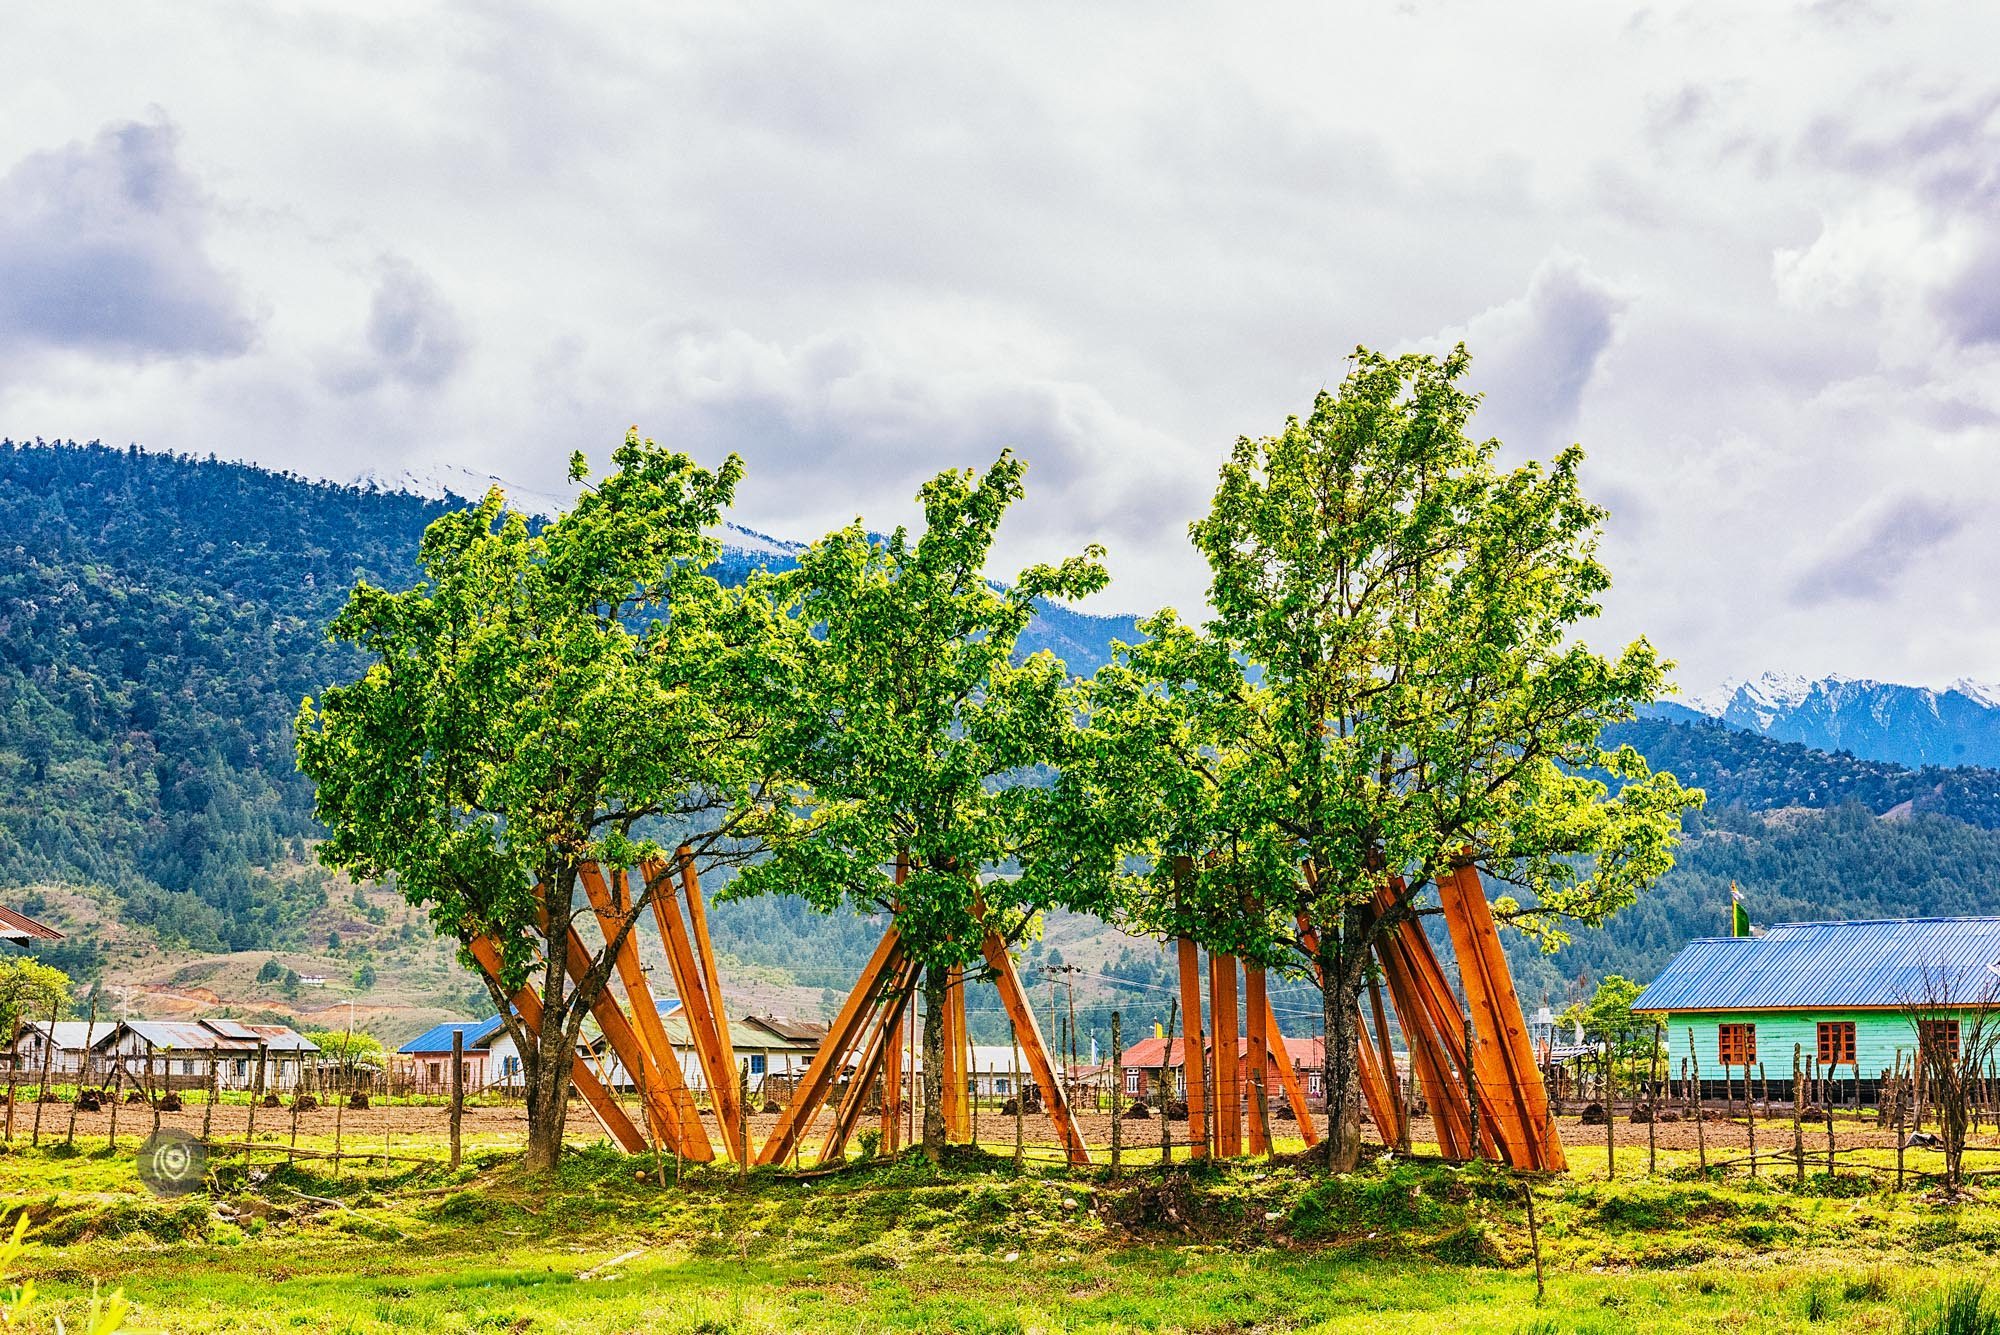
[1318,930,1366,1174]
[522,930,574,1173]
[921,964,948,1163]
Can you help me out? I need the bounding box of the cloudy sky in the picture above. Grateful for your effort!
[4,3,1998,693]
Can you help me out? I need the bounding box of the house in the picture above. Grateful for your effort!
[0,905,63,948]
[1118,1034,1332,1106]
[396,1018,513,1092]
[6,1021,111,1079]
[82,1019,320,1091]
[1632,917,2000,1102]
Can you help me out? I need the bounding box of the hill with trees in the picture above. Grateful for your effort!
[11,439,2000,1040]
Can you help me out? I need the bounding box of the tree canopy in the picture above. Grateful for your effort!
[296,429,773,1168]
[1073,345,1700,1167]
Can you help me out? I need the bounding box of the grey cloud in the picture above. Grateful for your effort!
[325,259,469,395]
[1933,238,2000,346]
[1789,494,1970,605]
[1420,255,1628,454]
[0,118,255,358]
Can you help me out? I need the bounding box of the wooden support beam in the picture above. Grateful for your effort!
[1244,962,1271,1155]
[1437,862,1567,1172]
[1174,936,1210,1158]
[1210,952,1242,1157]
[552,920,713,1159]
[465,935,647,1153]
[980,926,1091,1167]
[880,854,909,1151]
[580,864,738,1163]
[1259,989,1321,1147]
[941,964,969,1141]
[759,925,907,1165]
[821,957,920,1163]
[1367,974,1409,1150]
[677,847,744,1138]
[1352,1004,1400,1146]
[641,857,742,1160]
[1372,916,1476,1160]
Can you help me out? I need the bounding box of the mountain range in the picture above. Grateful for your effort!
[12,438,2000,1040]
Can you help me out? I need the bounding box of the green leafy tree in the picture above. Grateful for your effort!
[735,454,1109,1161]
[297,429,775,1171]
[0,958,70,1039]
[1562,974,1650,1061]
[1077,347,1700,1169]
[305,1029,385,1073]
[256,958,283,984]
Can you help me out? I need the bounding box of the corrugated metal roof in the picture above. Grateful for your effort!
[203,1019,258,1040]
[398,1017,507,1054]
[0,905,63,942]
[1633,917,2000,1013]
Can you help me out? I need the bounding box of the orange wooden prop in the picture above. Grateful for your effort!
[759,925,907,1165]
[1437,863,1567,1171]
[466,935,648,1153]
[1210,952,1241,1156]
[1175,936,1210,1157]
[640,856,743,1159]
[981,925,1091,1166]
[1244,962,1271,1155]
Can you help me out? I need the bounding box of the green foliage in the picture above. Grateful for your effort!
[1913,1280,2000,1335]
[733,453,1111,971]
[0,440,443,952]
[0,955,71,1034]
[304,1029,384,1068]
[297,427,756,985]
[1562,974,1650,1060]
[1078,347,1700,972]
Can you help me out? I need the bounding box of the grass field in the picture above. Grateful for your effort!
[7,1113,2000,1333]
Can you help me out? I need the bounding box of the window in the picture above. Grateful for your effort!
[749,1054,766,1076]
[428,1061,441,1082]
[1919,1019,1961,1062]
[1717,1023,1756,1066]
[503,1056,520,1078]
[1817,1022,1856,1066]
[1125,1070,1142,1095]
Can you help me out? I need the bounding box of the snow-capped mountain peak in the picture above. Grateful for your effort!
[347,464,803,562]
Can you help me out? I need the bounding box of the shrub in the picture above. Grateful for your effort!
[1910,1280,2000,1335]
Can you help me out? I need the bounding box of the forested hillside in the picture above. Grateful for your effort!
[12,440,2000,1035]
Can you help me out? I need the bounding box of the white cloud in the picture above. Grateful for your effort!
[6,6,2000,683]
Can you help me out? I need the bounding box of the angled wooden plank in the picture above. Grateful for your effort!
[1175,936,1211,1158]
[1367,973,1408,1149]
[1244,962,1271,1155]
[465,935,647,1153]
[758,924,906,1165]
[1210,951,1242,1157]
[1259,991,1322,1147]
[639,857,740,1156]
[942,963,971,1141]
[1382,901,1501,1161]
[677,846,745,1142]
[1351,1004,1400,1147]
[981,927,1091,1167]
[880,854,909,1150]
[1438,862,1567,1171]
[1373,918,1475,1160]
[553,920,714,1159]
[821,956,920,1162]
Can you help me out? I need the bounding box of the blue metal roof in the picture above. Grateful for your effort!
[1634,917,2000,1013]
[398,1016,507,1054]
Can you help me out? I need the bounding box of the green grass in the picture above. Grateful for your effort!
[5,1134,2000,1332]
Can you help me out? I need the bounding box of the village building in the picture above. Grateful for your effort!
[397,1008,828,1096]
[6,1018,320,1091]
[1117,1034,1331,1107]
[1632,916,2000,1103]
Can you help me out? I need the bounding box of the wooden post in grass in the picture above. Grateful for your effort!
[1689,1031,1705,1173]
[1792,1044,1804,1186]
[1162,998,1177,1168]
[204,1061,217,1142]
[106,1057,123,1152]
[738,1061,750,1182]
[1747,1062,1759,1178]
[1110,1010,1122,1179]
[1826,1098,1835,1177]
[245,1051,259,1142]
[31,997,60,1146]
[1011,1028,1024,1169]
[1648,1020,1661,1176]
[67,995,98,1149]
[450,1028,464,1171]
[1896,1052,1907,1193]
[2,1013,20,1143]
[1603,1046,1614,1180]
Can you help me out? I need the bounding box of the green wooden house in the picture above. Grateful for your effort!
[1632,917,2000,1102]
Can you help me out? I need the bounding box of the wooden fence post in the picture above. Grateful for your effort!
[67,995,99,1149]
[1161,998,1177,1168]
[31,998,60,1146]
[450,1028,464,1171]
[1688,1031,1705,1173]
[1648,1020,1661,1176]
[2,1014,20,1144]
[1110,1011,1122,1180]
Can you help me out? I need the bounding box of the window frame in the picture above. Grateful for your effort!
[1717,1022,1756,1066]
[1816,1021,1857,1066]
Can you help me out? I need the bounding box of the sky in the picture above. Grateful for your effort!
[3,3,1999,695]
